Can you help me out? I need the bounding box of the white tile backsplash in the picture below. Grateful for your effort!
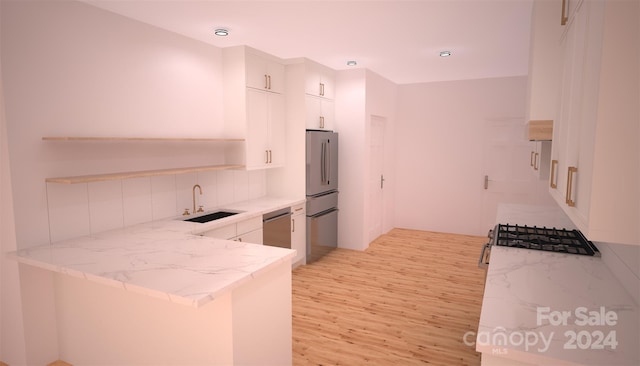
[233,170,249,203]
[216,170,235,207]
[248,170,266,199]
[598,241,640,305]
[47,183,90,242]
[197,171,218,211]
[46,170,267,241]
[151,175,177,220]
[88,180,124,233]
[175,173,198,215]
[122,177,152,226]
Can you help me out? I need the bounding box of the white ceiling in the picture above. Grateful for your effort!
[83,0,534,85]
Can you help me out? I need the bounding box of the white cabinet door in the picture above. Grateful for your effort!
[246,51,285,94]
[236,228,263,245]
[268,92,285,167]
[529,141,551,181]
[222,46,287,170]
[246,89,271,169]
[290,204,306,266]
[200,217,263,244]
[550,0,587,210]
[305,95,335,131]
[245,89,285,169]
[304,61,335,99]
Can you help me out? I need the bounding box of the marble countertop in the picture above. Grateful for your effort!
[10,196,304,308]
[476,204,639,365]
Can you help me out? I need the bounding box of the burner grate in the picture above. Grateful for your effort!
[493,224,600,257]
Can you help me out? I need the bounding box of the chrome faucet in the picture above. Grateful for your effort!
[192,184,203,214]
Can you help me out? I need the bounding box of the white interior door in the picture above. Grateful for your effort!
[481,118,550,231]
[368,116,385,242]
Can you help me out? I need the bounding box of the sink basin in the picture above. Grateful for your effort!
[183,211,239,223]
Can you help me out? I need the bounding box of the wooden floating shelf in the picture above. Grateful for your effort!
[43,137,245,142]
[527,120,553,141]
[46,164,245,184]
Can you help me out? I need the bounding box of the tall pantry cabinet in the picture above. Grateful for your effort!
[301,59,336,131]
[267,58,337,200]
[223,46,286,169]
[549,0,639,245]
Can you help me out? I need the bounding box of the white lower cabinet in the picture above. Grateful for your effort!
[290,203,306,267]
[201,216,263,245]
[236,227,263,244]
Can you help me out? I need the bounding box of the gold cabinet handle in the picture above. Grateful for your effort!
[319,116,324,129]
[561,0,569,25]
[534,152,539,171]
[265,150,270,164]
[566,166,577,207]
[268,75,272,90]
[550,160,558,188]
[292,218,295,233]
[320,82,325,96]
[264,74,268,89]
[531,151,535,167]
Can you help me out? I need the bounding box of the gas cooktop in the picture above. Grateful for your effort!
[490,224,600,257]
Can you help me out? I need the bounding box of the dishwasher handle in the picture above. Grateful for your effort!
[263,211,292,223]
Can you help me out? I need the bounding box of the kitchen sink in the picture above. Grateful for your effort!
[183,211,239,223]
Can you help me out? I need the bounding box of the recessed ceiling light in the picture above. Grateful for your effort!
[439,51,452,57]
[214,28,229,37]
[346,60,357,66]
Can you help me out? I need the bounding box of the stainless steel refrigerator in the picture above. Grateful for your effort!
[306,130,338,263]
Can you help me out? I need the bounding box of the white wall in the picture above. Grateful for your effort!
[335,69,397,251]
[395,76,536,236]
[1,0,233,249]
[1,1,265,362]
[335,70,367,250]
[364,70,398,238]
[0,8,28,361]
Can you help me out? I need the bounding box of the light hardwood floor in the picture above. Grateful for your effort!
[292,228,488,365]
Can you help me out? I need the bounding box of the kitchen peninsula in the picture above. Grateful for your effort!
[10,197,301,365]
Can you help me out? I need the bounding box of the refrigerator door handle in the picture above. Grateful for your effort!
[326,139,331,184]
[309,207,339,219]
[320,142,326,184]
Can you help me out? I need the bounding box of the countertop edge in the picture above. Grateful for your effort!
[11,196,304,308]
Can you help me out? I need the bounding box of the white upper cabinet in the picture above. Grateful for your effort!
[305,95,335,131]
[526,0,563,122]
[304,59,335,100]
[245,50,285,94]
[223,46,286,170]
[291,58,336,131]
[246,89,285,168]
[529,140,552,181]
[548,0,639,245]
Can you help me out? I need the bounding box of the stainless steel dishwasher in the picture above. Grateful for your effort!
[263,207,292,249]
